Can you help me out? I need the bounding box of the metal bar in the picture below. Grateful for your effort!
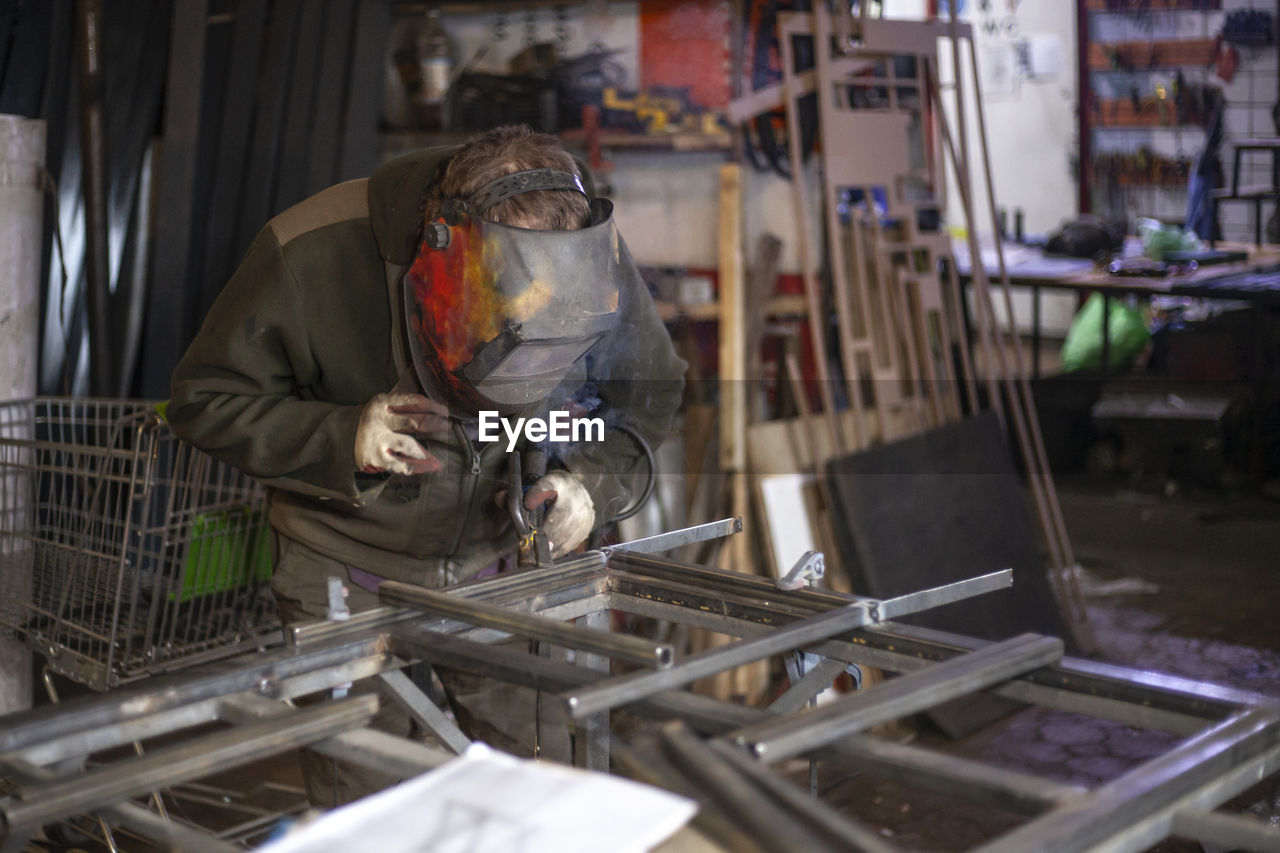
[378,580,671,669]
[1171,809,1280,853]
[768,656,848,715]
[216,693,453,779]
[287,556,608,647]
[1,696,377,833]
[660,722,839,853]
[872,569,1012,621]
[706,739,903,853]
[606,517,743,555]
[610,739,766,853]
[734,634,1064,762]
[377,669,470,755]
[1,758,236,853]
[0,634,386,757]
[976,709,1280,853]
[2,698,223,768]
[309,727,453,781]
[562,602,875,720]
[391,625,1082,816]
[825,731,1084,817]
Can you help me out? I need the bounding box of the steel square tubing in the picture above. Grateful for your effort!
[390,625,1075,817]
[703,737,904,853]
[0,634,388,757]
[975,709,1280,853]
[733,634,1064,762]
[0,695,377,834]
[379,580,672,669]
[562,601,875,719]
[1171,809,1280,853]
[288,560,608,647]
[608,571,1247,731]
[563,570,1012,720]
[659,722,843,853]
[0,758,237,853]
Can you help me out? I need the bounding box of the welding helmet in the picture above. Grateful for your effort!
[404,168,621,417]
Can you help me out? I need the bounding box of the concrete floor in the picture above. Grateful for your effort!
[816,476,1280,851]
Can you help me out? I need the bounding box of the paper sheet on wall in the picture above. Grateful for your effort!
[260,743,697,853]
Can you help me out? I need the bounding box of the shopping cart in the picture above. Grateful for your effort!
[0,397,281,691]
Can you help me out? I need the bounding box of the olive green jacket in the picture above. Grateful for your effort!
[167,147,686,586]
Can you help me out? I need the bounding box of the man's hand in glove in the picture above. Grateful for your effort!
[354,393,450,476]
[524,470,595,558]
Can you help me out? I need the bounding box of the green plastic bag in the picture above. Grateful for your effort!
[1060,293,1150,373]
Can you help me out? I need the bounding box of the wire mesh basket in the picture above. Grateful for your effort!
[0,397,281,690]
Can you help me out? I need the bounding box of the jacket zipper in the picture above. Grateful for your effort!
[444,421,484,558]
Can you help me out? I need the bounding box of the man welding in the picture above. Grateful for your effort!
[167,125,686,805]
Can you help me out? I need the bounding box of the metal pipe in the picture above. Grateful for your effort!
[705,739,903,853]
[74,0,114,395]
[1,695,377,833]
[733,634,1064,762]
[0,635,387,755]
[379,580,671,669]
[660,722,840,853]
[565,569,1015,720]
[606,517,743,555]
[562,602,874,719]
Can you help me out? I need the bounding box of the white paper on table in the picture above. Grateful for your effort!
[260,743,698,853]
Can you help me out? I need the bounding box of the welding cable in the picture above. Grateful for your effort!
[606,422,657,524]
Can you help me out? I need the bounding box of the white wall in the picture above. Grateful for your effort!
[931,0,1080,239]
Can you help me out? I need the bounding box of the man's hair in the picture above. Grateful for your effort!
[430,125,590,231]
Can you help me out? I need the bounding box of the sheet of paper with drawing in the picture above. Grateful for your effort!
[260,743,698,853]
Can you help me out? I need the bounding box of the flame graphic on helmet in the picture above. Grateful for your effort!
[406,218,553,375]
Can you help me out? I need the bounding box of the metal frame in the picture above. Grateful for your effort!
[2,546,1278,852]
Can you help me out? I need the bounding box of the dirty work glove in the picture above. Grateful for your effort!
[526,470,595,558]
[354,393,449,476]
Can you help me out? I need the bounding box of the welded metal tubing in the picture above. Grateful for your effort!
[378,669,471,755]
[288,558,608,647]
[873,569,1012,620]
[310,728,453,780]
[734,634,1064,762]
[0,695,377,834]
[0,635,388,756]
[564,571,1014,720]
[216,693,453,778]
[705,739,903,853]
[607,516,743,555]
[379,580,672,669]
[390,626,1087,816]
[660,722,840,853]
[0,758,236,853]
[1171,809,1280,853]
[563,601,875,719]
[976,709,1280,853]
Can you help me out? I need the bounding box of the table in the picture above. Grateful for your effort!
[959,242,1280,480]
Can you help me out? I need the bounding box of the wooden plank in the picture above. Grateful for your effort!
[272,0,325,212]
[203,0,267,301]
[339,0,393,181]
[308,0,356,191]
[717,163,746,475]
[141,0,208,397]
[235,0,300,257]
